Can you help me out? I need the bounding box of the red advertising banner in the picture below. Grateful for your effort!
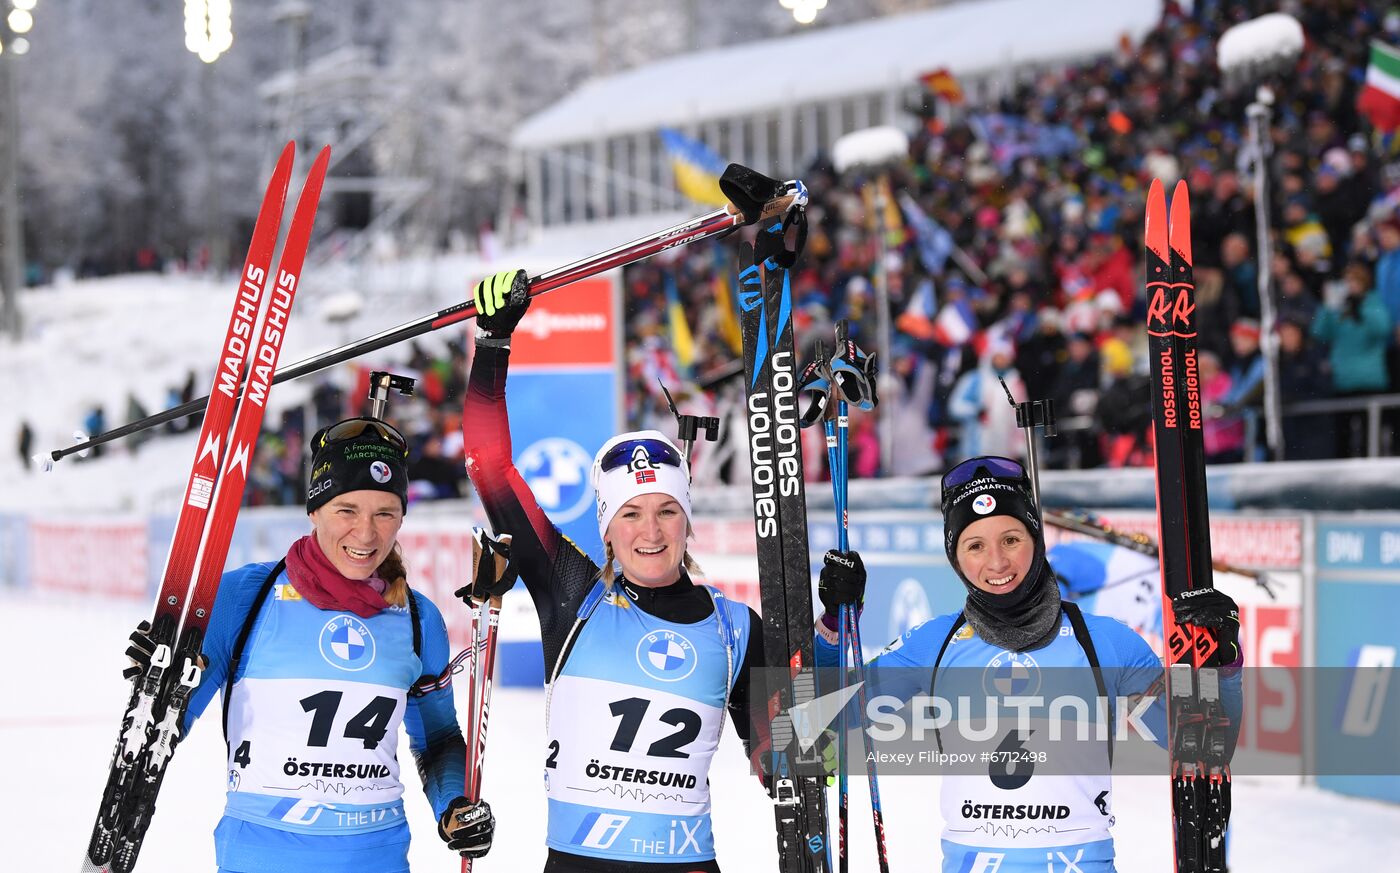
[1048,513,1304,570]
[1244,602,1303,756]
[396,528,478,648]
[29,519,148,598]
[506,275,616,367]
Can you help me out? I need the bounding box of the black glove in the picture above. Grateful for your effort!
[1170,588,1241,665]
[123,620,156,681]
[753,200,808,270]
[455,530,517,605]
[473,269,531,341]
[438,796,494,859]
[818,549,866,614]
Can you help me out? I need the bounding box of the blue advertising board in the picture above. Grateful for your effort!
[1314,517,1400,804]
[505,369,618,561]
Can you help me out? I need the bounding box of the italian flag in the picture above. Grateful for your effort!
[1359,41,1400,132]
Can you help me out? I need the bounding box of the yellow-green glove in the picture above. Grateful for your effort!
[472,268,530,342]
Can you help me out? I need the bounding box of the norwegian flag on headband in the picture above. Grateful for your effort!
[635,469,657,484]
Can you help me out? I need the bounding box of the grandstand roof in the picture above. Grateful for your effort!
[512,0,1162,150]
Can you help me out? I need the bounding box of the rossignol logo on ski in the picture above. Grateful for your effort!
[1156,345,1177,429]
[1146,285,1196,339]
[1181,348,1203,432]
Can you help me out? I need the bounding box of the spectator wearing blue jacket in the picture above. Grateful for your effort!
[1312,262,1393,456]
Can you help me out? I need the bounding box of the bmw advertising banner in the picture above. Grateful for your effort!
[1314,515,1400,804]
[489,272,622,561]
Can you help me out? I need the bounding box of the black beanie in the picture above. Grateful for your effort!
[306,419,410,514]
[941,464,1042,566]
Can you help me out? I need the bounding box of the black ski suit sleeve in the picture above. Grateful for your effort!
[462,343,601,672]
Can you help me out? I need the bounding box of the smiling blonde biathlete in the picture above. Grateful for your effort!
[814,456,1245,873]
[461,269,770,873]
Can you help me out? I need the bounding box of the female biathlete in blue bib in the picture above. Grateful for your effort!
[123,417,495,872]
[814,456,1243,873]
[460,269,772,873]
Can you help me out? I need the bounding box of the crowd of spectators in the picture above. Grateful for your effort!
[621,0,1400,480]
[58,1,1400,505]
[243,341,472,507]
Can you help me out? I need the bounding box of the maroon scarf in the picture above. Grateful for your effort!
[286,535,391,618]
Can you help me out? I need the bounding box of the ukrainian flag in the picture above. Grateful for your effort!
[664,271,695,373]
[659,128,730,207]
[712,248,743,356]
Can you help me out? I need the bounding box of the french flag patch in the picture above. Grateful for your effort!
[635,469,656,484]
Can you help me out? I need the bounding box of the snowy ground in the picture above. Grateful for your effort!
[6,590,1398,872]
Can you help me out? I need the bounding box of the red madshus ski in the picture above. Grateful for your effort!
[82,141,296,873]
[1144,179,1230,873]
[737,212,831,873]
[83,145,331,873]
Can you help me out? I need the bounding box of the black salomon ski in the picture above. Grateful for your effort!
[1144,179,1231,873]
[737,199,831,873]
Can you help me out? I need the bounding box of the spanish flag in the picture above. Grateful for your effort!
[919,68,964,105]
[659,128,730,207]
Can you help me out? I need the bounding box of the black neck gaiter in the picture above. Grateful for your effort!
[958,541,1063,652]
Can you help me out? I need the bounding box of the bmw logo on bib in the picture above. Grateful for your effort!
[636,630,697,682]
[983,650,1040,698]
[319,615,377,672]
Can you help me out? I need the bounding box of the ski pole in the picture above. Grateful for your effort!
[827,321,890,873]
[796,344,847,871]
[461,531,509,873]
[44,166,809,466]
[463,596,501,873]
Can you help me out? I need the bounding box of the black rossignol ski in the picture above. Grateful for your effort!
[81,144,331,873]
[737,201,831,873]
[1144,179,1231,873]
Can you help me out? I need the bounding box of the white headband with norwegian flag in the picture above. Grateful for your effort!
[590,430,693,544]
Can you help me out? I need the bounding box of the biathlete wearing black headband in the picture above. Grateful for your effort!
[813,455,1244,873]
[462,269,770,873]
[120,415,489,873]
